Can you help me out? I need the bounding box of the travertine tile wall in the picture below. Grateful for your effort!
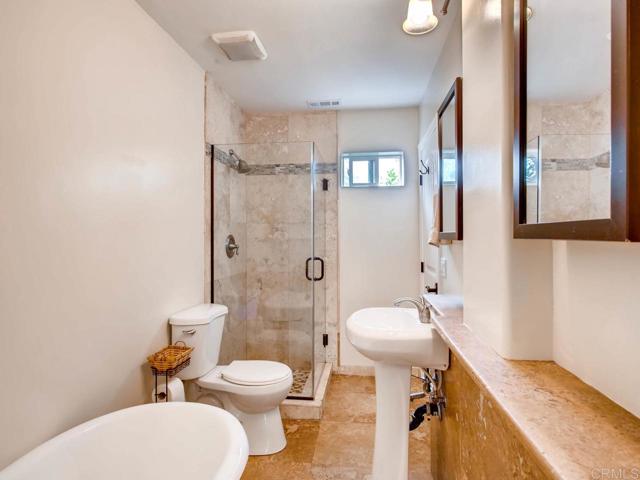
[527,91,611,223]
[205,75,247,364]
[431,354,551,479]
[240,112,339,371]
[241,142,314,368]
[205,81,338,372]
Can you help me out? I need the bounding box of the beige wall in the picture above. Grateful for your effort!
[337,108,421,368]
[0,0,204,468]
[419,6,463,296]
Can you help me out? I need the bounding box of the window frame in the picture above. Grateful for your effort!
[340,151,405,188]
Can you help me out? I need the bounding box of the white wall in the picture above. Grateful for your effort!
[419,5,464,296]
[459,0,638,415]
[553,242,640,417]
[419,6,463,140]
[0,0,204,467]
[460,0,554,360]
[338,108,420,367]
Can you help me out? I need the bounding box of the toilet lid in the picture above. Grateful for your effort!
[222,360,292,386]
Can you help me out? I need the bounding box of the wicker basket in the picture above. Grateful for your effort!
[147,341,193,373]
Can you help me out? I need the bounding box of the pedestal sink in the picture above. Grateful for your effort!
[346,307,449,480]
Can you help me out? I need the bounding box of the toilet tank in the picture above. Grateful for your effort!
[169,304,228,380]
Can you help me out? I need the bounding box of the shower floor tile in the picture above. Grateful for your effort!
[289,369,313,397]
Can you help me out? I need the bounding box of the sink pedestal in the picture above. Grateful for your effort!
[373,362,411,480]
[346,307,449,480]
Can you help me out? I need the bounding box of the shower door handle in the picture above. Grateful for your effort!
[305,257,313,281]
[305,257,325,281]
[316,257,325,281]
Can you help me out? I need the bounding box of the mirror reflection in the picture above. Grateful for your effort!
[441,97,457,233]
[525,0,611,224]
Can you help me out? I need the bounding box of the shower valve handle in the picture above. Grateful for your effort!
[225,234,240,258]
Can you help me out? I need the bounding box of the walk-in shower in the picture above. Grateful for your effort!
[210,141,327,399]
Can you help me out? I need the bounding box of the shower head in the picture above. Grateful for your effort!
[228,149,251,174]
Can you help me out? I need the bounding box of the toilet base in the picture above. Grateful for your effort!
[202,389,287,455]
[192,366,292,456]
[236,407,287,455]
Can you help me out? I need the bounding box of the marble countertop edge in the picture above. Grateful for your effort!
[424,293,640,480]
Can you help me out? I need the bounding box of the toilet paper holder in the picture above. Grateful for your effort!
[150,357,191,403]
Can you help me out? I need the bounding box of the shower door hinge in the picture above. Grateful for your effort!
[420,261,424,273]
[322,333,328,347]
[419,175,423,186]
[322,178,329,191]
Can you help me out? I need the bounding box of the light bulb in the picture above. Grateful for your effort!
[403,0,439,35]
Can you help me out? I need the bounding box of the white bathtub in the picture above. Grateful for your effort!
[0,402,249,480]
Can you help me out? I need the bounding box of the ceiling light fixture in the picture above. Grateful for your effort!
[403,0,439,35]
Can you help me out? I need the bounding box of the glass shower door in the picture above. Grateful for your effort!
[312,143,327,394]
[211,141,323,400]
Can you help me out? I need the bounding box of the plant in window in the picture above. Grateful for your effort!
[384,169,399,186]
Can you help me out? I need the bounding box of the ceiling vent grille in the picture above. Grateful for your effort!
[307,99,341,109]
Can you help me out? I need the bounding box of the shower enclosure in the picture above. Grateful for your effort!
[211,141,327,399]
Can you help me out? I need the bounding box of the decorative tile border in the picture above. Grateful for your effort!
[248,163,337,176]
[543,151,611,171]
[210,145,337,175]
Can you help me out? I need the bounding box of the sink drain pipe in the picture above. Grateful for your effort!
[409,368,446,430]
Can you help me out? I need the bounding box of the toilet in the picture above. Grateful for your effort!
[169,304,293,455]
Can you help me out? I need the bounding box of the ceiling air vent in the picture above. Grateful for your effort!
[211,31,268,61]
[307,99,341,109]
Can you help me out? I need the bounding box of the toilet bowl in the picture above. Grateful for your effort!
[196,361,292,455]
[169,304,293,455]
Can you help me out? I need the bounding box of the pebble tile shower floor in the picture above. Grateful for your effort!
[290,369,312,397]
[242,374,432,479]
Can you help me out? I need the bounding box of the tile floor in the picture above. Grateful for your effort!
[241,374,432,479]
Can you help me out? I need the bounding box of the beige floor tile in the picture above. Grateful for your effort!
[328,375,375,395]
[323,390,376,424]
[247,420,320,467]
[312,421,375,468]
[241,374,432,479]
[242,461,313,479]
[409,425,431,471]
[408,471,433,480]
[310,465,371,479]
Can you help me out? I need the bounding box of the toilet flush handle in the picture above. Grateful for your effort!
[182,329,196,335]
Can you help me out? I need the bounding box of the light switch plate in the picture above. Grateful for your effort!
[440,257,447,279]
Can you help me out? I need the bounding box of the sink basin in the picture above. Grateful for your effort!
[346,307,449,480]
[346,307,449,369]
[0,403,249,480]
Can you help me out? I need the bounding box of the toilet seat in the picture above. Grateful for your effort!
[222,360,292,386]
[196,361,293,393]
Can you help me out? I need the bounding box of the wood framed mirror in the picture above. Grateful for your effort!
[513,0,639,241]
[438,77,463,241]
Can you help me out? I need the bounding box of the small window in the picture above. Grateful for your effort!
[441,153,457,185]
[340,151,405,188]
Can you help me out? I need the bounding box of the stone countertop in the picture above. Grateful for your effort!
[423,293,640,479]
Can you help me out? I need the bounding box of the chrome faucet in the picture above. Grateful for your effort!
[392,296,431,324]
